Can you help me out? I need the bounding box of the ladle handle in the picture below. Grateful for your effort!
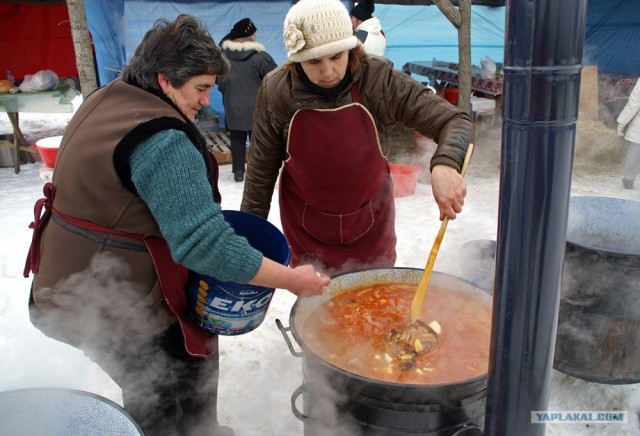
[410,143,474,323]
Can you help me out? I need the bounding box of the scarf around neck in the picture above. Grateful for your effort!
[297,64,352,101]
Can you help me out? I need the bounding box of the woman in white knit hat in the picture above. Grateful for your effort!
[241,0,473,275]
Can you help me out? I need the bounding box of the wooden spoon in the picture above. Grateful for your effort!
[410,143,475,324]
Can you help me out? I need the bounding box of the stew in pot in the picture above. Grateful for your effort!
[301,282,491,384]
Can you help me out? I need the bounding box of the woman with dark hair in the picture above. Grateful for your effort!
[25,14,328,436]
[218,18,277,182]
[241,0,473,276]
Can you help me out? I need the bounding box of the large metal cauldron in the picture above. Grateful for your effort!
[276,268,491,435]
[0,388,144,435]
[554,196,640,384]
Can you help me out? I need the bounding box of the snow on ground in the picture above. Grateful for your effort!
[1,97,639,434]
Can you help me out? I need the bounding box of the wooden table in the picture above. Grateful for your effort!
[403,60,503,97]
[405,61,637,103]
[0,90,74,174]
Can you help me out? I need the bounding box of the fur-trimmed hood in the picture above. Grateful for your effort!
[221,40,267,61]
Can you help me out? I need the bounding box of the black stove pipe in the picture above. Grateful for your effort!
[484,1,588,435]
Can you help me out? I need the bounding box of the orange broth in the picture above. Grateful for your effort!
[301,282,492,384]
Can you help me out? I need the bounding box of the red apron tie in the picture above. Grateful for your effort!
[24,182,215,357]
[23,182,56,278]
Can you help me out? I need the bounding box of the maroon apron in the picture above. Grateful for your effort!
[24,154,223,358]
[279,84,396,271]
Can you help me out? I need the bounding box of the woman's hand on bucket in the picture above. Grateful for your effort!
[249,258,330,297]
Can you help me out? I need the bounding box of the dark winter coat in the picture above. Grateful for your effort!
[241,55,473,219]
[218,40,277,131]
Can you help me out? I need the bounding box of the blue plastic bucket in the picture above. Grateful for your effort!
[186,210,290,335]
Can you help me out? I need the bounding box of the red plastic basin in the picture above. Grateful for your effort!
[389,163,422,197]
[33,135,63,168]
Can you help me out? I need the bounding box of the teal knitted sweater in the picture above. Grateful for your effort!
[130,129,262,284]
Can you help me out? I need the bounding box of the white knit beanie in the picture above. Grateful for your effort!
[283,0,358,62]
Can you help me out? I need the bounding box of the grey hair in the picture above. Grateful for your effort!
[122,14,230,91]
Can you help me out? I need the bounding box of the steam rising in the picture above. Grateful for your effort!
[2,103,640,434]
[31,252,222,433]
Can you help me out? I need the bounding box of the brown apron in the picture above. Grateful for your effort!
[279,84,396,271]
[24,167,222,358]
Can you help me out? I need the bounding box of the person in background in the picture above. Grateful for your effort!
[24,14,328,436]
[617,77,640,190]
[218,18,277,182]
[241,0,472,275]
[350,0,386,56]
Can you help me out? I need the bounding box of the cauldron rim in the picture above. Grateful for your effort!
[565,240,638,258]
[290,267,490,390]
[566,196,640,257]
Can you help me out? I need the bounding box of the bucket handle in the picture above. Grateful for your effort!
[291,384,313,423]
[275,318,303,357]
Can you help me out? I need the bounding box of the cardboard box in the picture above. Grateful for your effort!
[579,65,599,121]
[471,97,496,112]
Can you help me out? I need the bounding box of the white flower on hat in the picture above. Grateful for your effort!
[283,0,358,62]
[284,24,306,55]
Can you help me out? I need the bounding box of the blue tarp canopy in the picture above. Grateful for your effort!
[86,1,505,84]
[583,0,640,76]
[85,0,639,117]
[87,0,304,120]
[88,0,300,86]
[86,1,505,118]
